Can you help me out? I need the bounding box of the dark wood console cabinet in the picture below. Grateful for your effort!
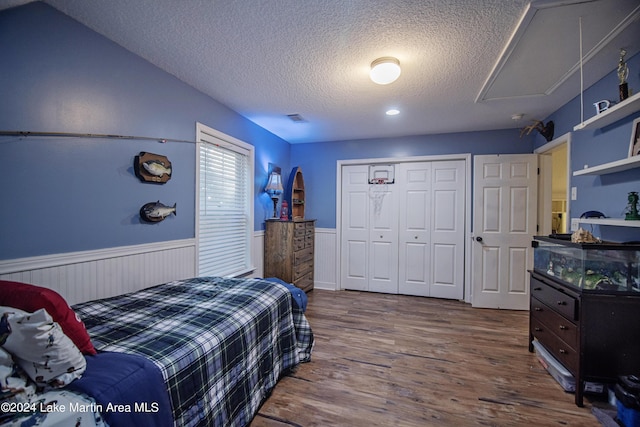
[529,270,640,406]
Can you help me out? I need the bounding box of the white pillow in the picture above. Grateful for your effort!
[0,306,86,388]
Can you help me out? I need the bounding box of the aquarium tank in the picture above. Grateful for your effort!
[533,237,640,293]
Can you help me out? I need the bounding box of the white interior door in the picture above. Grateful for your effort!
[398,162,431,296]
[472,154,537,310]
[430,160,466,299]
[341,164,398,293]
[340,165,369,291]
[368,176,399,294]
[397,160,465,299]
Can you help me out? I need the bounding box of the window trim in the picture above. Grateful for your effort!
[195,122,255,277]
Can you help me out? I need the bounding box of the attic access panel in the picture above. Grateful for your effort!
[477,0,640,101]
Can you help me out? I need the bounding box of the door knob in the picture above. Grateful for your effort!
[475,236,483,242]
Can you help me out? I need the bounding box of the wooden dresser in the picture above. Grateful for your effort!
[529,270,640,407]
[264,219,315,292]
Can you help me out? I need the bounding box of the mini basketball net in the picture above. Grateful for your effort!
[368,165,394,215]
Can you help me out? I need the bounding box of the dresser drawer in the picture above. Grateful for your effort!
[294,223,312,243]
[294,246,313,264]
[304,234,314,248]
[294,271,314,292]
[531,298,578,349]
[294,229,307,242]
[531,276,577,320]
[293,236,306,251]
[533,323,579,374]
[294,259,313,279]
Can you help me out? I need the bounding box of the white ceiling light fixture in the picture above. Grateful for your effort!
[386,109,400,116]
[370,57,401,85]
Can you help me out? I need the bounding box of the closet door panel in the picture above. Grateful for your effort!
[433,243,456,286]
[346,240,367,280]
[341,165,370,291]
[404,242,427,283]
[430,160,465,300]
[341,159,466,300]
[433,190,456,230]
[369,180,398,294]
[398,162,431,296]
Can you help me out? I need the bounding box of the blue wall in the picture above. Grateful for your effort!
[3,2,638,261]
[0,2,290,260]
[536,52,640,242]
[291,130,534,228]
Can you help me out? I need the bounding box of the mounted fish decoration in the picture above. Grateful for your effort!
[134,152,172,183]
[143,160,172,177]
[140,201,177,223]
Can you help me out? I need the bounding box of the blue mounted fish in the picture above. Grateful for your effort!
[135,152,172,183]
[140,201,177,223]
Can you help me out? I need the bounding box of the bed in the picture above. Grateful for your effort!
[0,276,314,427]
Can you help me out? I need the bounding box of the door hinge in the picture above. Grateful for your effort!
[537,167,540,175]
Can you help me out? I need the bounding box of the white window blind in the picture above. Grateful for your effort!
[196,123,254,277]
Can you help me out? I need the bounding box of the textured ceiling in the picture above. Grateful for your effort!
[3,0,640,143]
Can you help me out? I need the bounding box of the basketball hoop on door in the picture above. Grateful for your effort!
[368,165,394,215]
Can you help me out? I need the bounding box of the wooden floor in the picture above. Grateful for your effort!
[251,289,604,427]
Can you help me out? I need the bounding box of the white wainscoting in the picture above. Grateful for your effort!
[0,228,338,306]
[250,231,265,279]
[0,239,197,306]
[314,228,337,290]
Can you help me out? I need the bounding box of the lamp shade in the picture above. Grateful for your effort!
[265,172,284,195]
[370,57,401,85]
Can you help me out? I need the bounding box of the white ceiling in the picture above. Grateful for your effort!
[2,0,639,143]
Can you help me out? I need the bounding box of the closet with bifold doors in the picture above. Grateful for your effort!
[340,159,466,299]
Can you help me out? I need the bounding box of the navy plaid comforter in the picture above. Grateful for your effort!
[72,277,314,427]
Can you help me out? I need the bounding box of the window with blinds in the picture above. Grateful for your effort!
[196,123,254,277]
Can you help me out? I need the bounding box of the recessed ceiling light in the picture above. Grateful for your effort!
[386,109,400,116]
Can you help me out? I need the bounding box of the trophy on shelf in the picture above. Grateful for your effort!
[618,48,629,102]
[625,192,640,221]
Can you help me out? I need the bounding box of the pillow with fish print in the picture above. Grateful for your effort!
[0,306,86,388]
[0,346,37,412]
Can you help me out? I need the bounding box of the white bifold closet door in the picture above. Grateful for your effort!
[341,160,465,299]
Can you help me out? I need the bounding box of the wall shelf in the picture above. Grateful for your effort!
[576,217,640,228]
[573,155,640,176]
[573,91,640,131]
[285,166,305,220]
